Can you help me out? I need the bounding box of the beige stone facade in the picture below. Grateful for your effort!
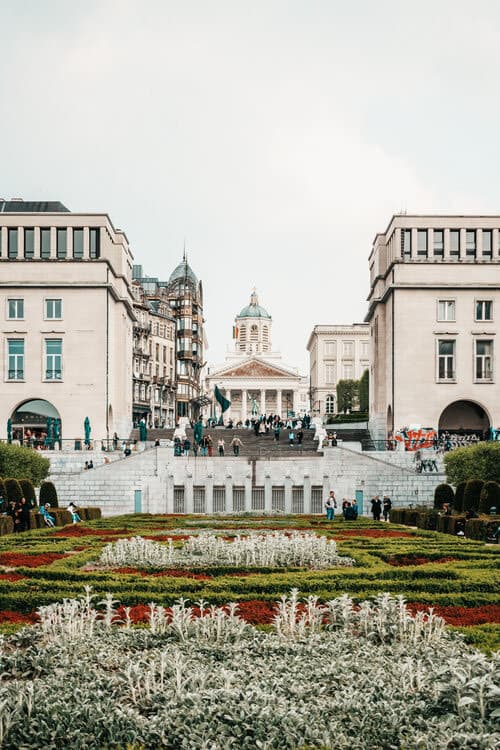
[0,200,135,446]
[206,291,308,422]
[307,324,369,417]
[367,215,500,442]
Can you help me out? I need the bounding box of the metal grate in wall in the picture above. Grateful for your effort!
[232,486,246,512]
[173,485,185,514]
[193,486,206,514]
[271,486,285,513]
[292,486,304,514]
[251,486,265,511]
[213,485,226,513]
[311,486,323,515]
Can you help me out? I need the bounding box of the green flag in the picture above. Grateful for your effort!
[214,385,231,413]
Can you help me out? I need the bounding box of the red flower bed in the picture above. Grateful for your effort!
[0,552,65,568]
[0,610,38,624]
[0,572,25,581]
[407,603,500,626]
[387,556,457,567]
[333,529,414,539]
[112,567,212,580]
[141,534,191,542]
[115,599,277,625]
[53,527,130,538]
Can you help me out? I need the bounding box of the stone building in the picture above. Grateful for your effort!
[205,291,309,422]
[131,283,176,428]
[0,199,135,445]
[133,254,205,422]
[307,324,370,418]
[367,214,500,442]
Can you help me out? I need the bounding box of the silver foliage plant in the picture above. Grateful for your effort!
[0,590,498,749]
[98,531,355,569]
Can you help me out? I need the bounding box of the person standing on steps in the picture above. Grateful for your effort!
[230,436,243,456]
[324,490,337,521]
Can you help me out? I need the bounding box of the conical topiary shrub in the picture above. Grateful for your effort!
[454,481,466,513]
[39,481,58,508]
[4,478,23,505]
[479,481,500,514]
[19,479,36,506]
[433,483,455,509]
[463,479,484,513]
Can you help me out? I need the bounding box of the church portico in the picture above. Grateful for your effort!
[205,291,309,422]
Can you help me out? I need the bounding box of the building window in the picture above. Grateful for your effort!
[433,229,444,257]
[45,298,62,320]
[437,340,455,381]
[401,229,411,258]
[343,364,353,379]
[250,325,258,341]
[324,340,336,356]
[360,340,369,357]
[325,394,335,414]
[466,229,476,257]
[45,339,62,380]
[73,228,84,259]
[437,300,455,322]
[475,340,493,381]
[325,364,336,383]
[41,228,51,259]
[7,299,24,320]
[24,228,35,259]
[450,229,460,257]
[482,229,492,258]
[7,339,24,380]
[56,228,67,259]
[343,341,353,356]
[476,300,493,321]
[417,229,428,257]
[89,228,100,258]
[8,228,18,259]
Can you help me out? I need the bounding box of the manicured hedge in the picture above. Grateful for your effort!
[463,479,484,512]
[480,482,500,514]
[39,481,58,508]
[0,516,13,535]
[4,478,23,504]
[0,443,50,484]
[19,479,36,505]
[445,442,500,484]
[0,507,102,534]
[434,483,454,509]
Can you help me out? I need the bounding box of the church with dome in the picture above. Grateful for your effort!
[205,290,309,423]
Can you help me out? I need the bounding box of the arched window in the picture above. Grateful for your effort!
[325,394,335,414]
[250,324,258,341]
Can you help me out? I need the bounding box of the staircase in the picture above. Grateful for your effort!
[130,427,321,459]
[326,427,378,451]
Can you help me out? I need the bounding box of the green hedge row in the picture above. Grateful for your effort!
[391,508,499,541]
[0,507,102,535]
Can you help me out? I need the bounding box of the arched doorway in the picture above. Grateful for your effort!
[438,400,490,437]
[11,399,61,447]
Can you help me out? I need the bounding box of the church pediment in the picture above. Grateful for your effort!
[216,359,298,379]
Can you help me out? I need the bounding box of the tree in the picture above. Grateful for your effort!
[445,442,500,485]
[479,481,500,514]
[433,483,454,509]
[336,379,359,414]
[0,444,49,485]
[358,369,369,414]
[39,481,58,508]
[463,479,484,513]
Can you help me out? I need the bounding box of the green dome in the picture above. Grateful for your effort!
[168,259,198,286]
[238,290,271,319]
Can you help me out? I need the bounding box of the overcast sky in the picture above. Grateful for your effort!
[2,0,500,371]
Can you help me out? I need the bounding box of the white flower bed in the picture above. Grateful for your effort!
[0,590,498,749]
[98,531,355,570]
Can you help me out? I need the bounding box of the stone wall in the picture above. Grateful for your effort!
[49,445,444,517]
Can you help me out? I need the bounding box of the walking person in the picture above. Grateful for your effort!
[207,435,213,457]
[183,437,191,456]
[67,502,81,524]
[382,495,392,522]
[288,429,295,446]
[217,437,225,456]
[371,495,382,521]
[324,490,337,521]
[230,436,243,456]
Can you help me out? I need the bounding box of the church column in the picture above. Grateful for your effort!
[292,390,299,416]
[277,390,282,419]
[260,389,266,415]
[241,389,247,422]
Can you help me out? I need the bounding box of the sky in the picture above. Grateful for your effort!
[2,0,500,371]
